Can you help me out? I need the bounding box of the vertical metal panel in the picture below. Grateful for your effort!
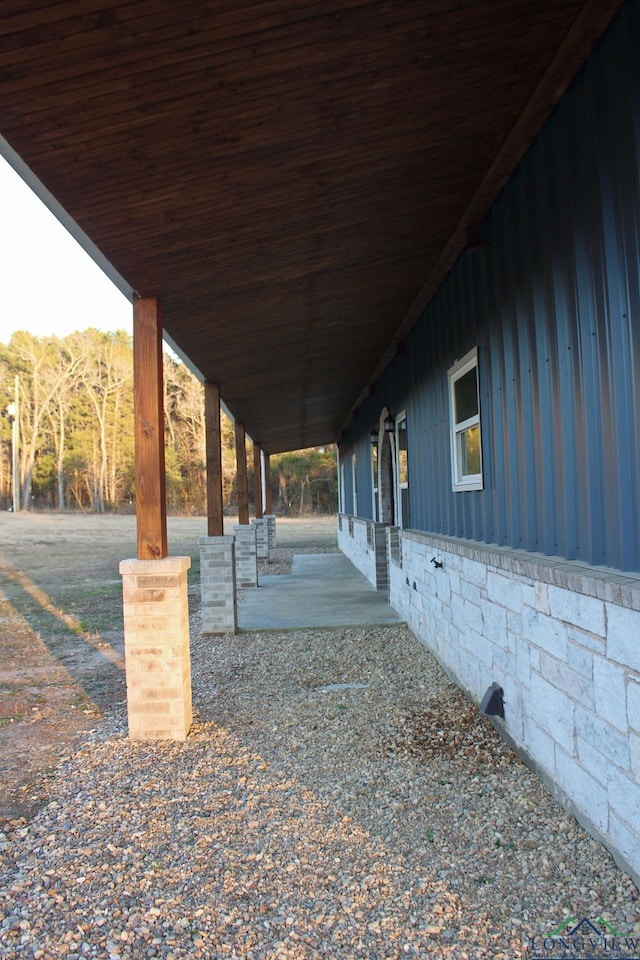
[337,442,353,516]
[475,0,640,573]
[343,0,640,572]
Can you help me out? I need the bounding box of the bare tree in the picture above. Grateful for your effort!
[44,338,84,510]
[79,331,132,512]
[6,332,79,509]
[164,357,206,512]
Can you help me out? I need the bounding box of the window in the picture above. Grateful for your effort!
[449,348,483,491]
[371,438,379,520]
[351,453,358,516]
[396,413,408,488]
[396,411,410,528]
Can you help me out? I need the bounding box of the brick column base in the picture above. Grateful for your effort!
[233,524,258,588]
[251,518,269,561]
[264,514,277,551]
[374,523,390,591]
[199,535,237,633]
[119,557,192,741]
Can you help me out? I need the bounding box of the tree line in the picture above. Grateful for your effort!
[0,329,337,515]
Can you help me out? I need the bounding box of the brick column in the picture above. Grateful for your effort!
[386,525,401,566]
[234,524,258,589]
[119,556,192,741]
[251,517,269,561]
[374,523,390,591]
[199,535,237,633]
[264,514,277,551]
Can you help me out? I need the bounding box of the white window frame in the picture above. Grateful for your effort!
[351,452,358,516]
[449,347,483,492]
[395,410,408,528]
[371,438,379,521]
[395,410,408,490]
[339,455,346,514]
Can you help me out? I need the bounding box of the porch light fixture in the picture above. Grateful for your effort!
[370,430,379,445]
[384,414,395,433]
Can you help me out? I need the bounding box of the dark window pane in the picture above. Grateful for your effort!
[454,367,478,424]
[397,418,407,451]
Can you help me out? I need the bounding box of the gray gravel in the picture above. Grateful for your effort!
[1,555,638,959]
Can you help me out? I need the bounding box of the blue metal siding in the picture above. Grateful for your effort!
[343,0,640,572]
[354,435,374,519]
[338,446,354,516]
[338,434,377,519]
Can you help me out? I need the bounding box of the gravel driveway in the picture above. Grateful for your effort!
[0,516,640,960]
[0,518,638,959]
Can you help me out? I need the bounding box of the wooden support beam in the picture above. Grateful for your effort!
[235,420,249,525]
[253,441,263,518]
[263,453,273,515]
[133,296,167,560]
[204,381,224,537]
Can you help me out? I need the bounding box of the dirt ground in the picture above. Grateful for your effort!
[0,512,337,827]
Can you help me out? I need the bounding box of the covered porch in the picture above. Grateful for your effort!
[238,552,402,630]
[0,0,620,744]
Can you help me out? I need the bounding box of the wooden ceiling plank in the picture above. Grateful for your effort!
[0,0,614,452]
[0,2,443,92]
[0,1,576,113]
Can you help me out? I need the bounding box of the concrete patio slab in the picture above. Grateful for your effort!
[237,553,403,630]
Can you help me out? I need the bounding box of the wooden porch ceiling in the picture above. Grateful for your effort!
[0,1,622,453]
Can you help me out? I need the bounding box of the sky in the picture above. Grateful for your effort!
[0,155,133,346]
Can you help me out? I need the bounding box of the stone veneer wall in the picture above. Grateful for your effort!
[385,529,640,886]
[337,514,391,591]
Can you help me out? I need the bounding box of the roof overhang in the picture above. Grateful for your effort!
[0,0,623,451]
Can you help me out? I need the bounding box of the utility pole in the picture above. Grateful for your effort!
[6,375,20,513]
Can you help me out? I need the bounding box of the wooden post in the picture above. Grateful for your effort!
[235,420,249,525]
[253,441,263,518]
[264,453,273,515]
[133,297,167,560]
[204,381,224,536]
